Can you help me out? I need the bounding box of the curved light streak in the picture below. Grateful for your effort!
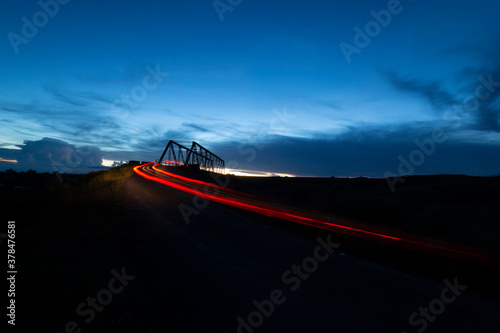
[134,163,496,265]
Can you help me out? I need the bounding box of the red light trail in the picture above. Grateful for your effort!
[161,160,185,166]
[134,163,496,265]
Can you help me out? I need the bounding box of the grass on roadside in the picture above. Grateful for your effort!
[40,164,135,219]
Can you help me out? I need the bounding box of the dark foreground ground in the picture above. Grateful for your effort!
[2,166,500,332]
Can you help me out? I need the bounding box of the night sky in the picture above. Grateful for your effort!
[1,0,499,177]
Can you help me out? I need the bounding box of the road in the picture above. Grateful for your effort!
[135,163,495,264]
[104,164,500,332]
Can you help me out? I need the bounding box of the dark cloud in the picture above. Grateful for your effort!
[113,118,500,177]
[0,138,104,173]
[0,148,18,160]
[473,68,500,132]
[43,85,120,110]
[381,67,500,132]
[182,123,211,133]
[1,91,134,151]
[44,86,88,107]
[212,125,500,177]
[380,70,458,111]
[383,30,500,131]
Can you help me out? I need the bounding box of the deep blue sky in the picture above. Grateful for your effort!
[1,0,500,177]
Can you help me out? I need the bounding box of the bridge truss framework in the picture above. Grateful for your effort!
[158,140,225,174]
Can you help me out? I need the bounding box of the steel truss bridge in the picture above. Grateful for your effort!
[158,140,225,174]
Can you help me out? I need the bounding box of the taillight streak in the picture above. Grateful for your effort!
[134,163,495,265]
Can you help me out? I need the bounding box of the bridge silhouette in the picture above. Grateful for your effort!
[158,140,225,174]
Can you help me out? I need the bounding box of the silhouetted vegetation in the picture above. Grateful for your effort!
[2,165,133,221]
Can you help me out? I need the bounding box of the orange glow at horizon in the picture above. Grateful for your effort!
[0,158,18,164]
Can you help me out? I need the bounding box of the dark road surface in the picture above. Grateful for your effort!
[94,171,500,333]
